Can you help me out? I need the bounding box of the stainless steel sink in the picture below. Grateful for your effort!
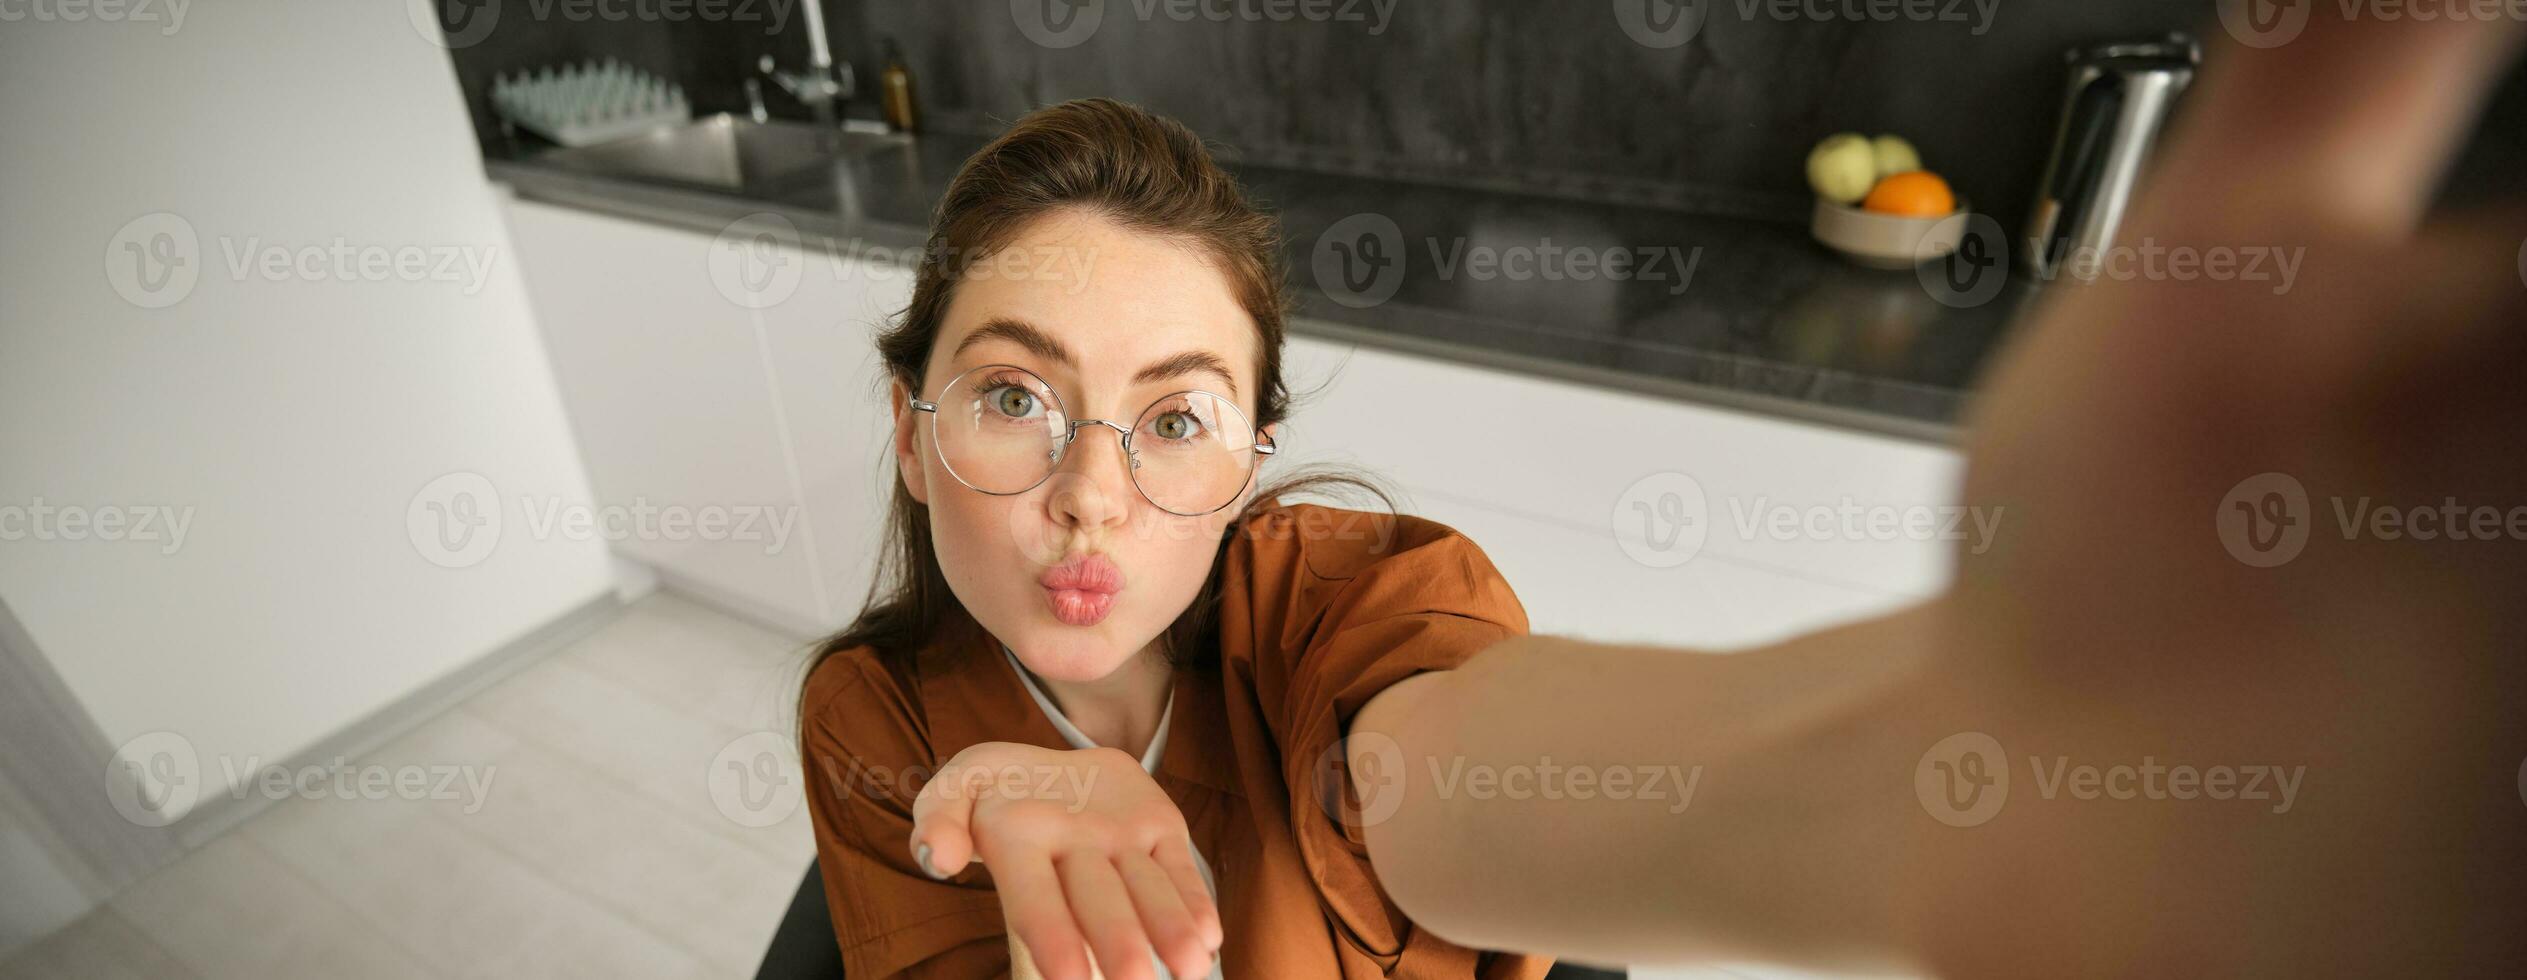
[534,114,904,194]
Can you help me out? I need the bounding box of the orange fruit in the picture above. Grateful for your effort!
[1861,170,1956,218]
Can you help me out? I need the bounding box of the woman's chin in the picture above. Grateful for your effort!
[1006,629,1141,684]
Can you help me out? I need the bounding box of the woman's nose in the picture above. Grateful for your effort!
[1048,418,1136,526]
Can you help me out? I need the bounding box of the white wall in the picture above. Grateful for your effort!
[0,0,615,926]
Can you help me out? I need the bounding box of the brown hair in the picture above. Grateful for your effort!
[799,98,1391,700]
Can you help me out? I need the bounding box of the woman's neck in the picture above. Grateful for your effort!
[1025,642,1174,759]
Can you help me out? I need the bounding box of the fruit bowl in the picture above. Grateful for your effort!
[1810,197,1972,270]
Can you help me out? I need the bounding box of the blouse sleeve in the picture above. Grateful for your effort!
[800,651,1013,979]
[1259,511,1532,969]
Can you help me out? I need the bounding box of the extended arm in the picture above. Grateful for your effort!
[1354,605,1955,974]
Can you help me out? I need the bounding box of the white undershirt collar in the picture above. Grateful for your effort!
[1001,643,1174,773]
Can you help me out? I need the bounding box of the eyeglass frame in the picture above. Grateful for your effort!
[907,362,1280,517]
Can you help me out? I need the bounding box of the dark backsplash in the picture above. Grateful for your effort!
[447,1,2520,234]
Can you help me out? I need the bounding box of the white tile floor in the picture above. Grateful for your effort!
[1,593,820,980]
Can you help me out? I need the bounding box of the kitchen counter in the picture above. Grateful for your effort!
[487,127,2042,443]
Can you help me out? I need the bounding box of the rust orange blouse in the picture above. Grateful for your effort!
[800,501,1555,979]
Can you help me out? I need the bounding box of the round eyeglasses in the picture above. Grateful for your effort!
[909,363,1278,517]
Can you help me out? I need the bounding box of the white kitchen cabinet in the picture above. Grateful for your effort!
[503,199,833,633]
[753,247,916,632]
[1273,332,1963,651]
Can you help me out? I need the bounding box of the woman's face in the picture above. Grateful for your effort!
[892,210,1279,684]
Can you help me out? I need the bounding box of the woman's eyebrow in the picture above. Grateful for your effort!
[1132,350,1240,398]
[954,317,1240,397]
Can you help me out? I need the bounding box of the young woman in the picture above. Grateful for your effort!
[797,99,1554,980]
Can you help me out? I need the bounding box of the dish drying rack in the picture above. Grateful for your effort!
[492,59,690,148]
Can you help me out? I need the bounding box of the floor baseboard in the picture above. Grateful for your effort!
[169,589,625,851]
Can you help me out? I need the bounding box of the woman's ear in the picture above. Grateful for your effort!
[891,379,930,505]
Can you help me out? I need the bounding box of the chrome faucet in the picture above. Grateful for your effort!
[757,0,852,124]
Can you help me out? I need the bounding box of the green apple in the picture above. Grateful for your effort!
[1872,135,1923,178]
[1806,133,1877,204]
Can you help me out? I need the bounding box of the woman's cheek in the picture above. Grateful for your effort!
[930,491,1026,617]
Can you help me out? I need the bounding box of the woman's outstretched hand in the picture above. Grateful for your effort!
[909,741,1221,980]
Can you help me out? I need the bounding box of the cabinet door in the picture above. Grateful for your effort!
[1275,331,1961,649]
[755,246,917,632]
[503,200,824,627]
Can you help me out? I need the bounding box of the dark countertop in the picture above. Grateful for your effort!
[488,126,2043,444]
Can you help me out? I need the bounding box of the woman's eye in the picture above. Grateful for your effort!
[1149,411,1202,441]
[988,385,1038,419]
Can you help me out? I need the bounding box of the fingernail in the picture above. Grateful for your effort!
[915,842,945,880]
